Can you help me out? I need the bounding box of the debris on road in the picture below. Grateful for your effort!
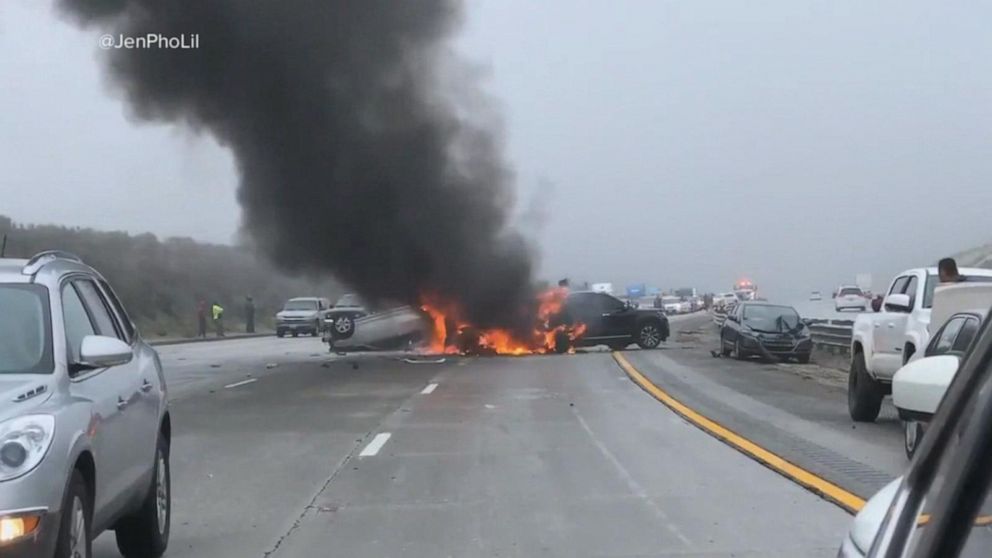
[403,357,447,364]
[266,363,278,369]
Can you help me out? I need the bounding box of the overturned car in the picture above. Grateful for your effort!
[323,305,430,351]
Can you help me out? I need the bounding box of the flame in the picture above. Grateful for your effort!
[419,287,585,356]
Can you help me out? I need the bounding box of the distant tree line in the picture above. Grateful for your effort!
[0,215,343,338]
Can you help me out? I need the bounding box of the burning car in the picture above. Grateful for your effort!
[549,291,669,352]
[324,305,430,352]
[322,293,370,341]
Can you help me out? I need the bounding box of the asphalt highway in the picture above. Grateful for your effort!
[91,318,870,557]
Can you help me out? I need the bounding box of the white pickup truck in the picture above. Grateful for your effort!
[847,266,992,422]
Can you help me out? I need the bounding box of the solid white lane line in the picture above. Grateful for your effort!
[574,412,693,547]
[421,383,438,394]
[224,378,257,389]
[359,433,392,457]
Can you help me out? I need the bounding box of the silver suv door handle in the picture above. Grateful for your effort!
[140,380,153,393]
[117,396,128,410]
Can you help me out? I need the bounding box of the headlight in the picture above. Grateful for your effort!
[0,415,55,482]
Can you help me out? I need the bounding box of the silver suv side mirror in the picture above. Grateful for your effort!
[79,335,133,368]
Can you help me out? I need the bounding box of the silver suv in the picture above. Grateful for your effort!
[0,252,171,558]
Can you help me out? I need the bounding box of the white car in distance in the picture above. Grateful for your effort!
[834,285,866,312]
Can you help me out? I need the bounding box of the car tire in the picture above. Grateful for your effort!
[54,470,92,558]
[797,353,811,364]
[848,352,883,422]
[734,338,747,360]
[332,315,355,340]
[116,436,170,558]
[276,329,285,338]
[311,321,320,337]
[291,330,299,338]
[904,420,924,459]
[554,331,570,354]
[635,321,663,349]
[720,332,732,356]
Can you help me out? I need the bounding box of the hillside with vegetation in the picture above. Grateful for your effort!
[0,215,342,338]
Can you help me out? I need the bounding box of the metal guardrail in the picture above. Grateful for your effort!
[806,319,854,354]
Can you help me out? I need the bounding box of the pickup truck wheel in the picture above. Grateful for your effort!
[115,436,170,557]
[904,420,924,459]
[848,352,883,422]
[311,321,320,337]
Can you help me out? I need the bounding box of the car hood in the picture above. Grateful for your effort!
[850,477,901,553]
[277,310,318,319]
[0,375,56,422]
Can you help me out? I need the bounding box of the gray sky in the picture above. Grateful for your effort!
[2,0,991,301]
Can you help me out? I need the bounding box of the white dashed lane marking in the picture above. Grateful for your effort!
[224,378,257,389]
[359,433,392,457]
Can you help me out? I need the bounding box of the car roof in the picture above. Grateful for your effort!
[1,253,100,285]
[896,267,992,277]
[288,296,322,302]
[0,258,30,282]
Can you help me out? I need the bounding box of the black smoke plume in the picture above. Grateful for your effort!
[59,0,536,330]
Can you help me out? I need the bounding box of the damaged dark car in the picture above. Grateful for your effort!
[719,302,812,363]
[552,291,670,352]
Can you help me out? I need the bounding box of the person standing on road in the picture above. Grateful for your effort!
[212,301,225,337]
[196,299,208,338]
[244,296,255,333]
[939,257,964,283]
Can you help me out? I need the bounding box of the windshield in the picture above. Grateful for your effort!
[839,287,862,296]
[283,300,318,311]
[0,284,54,374]
[742,304,801,332]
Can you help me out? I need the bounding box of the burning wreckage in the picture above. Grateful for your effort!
[326,287,585,355]
[326,287,670,356]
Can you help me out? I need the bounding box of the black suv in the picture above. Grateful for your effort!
[552,291,670,352]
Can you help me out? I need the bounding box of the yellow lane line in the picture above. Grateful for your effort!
[613,351,867,514]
